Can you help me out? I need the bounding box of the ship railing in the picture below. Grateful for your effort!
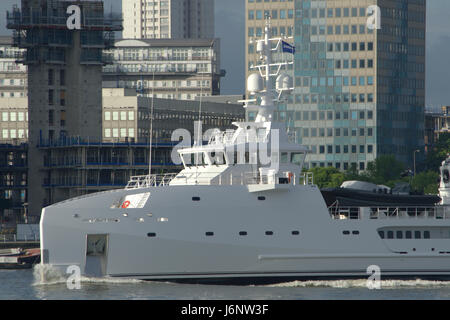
[126,171,315,188]
[126,173,178,189]
[329,205,450,220]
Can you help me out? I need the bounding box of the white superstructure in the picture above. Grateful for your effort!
[40,19,450,283]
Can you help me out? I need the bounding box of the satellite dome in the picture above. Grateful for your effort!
[247,73,264,94]
[276,73,293,92]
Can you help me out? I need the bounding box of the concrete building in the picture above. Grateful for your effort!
[122,0,214,40]
[103,38,224,100]
[0,86,245,220]
[424,106,450,154]
[7,0,123,218]
[39,88,245,207]
[246,0,426,170]
[0,36,27,100]
[0,36,225,102]
[102,88,244,143]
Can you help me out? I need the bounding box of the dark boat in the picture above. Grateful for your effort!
[321,181,441,207]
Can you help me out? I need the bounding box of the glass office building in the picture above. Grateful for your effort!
[246,0,426,170]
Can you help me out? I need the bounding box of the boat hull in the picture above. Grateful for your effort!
[40,185,450,283]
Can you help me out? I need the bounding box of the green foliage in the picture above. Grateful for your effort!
[308,154,439,195]
[365,155,405,185]
[425,132,450,172]
[410,171,440,195]
[307,167,345,189]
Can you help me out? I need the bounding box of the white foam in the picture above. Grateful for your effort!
[266,279,450,289]
[32,264,146,287]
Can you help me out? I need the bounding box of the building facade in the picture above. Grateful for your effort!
[102,88,245,143]
[103,38,223,100]
[0,36,27,100]
[35,89,245,208]
[7,0,123,217]
[424,106,450,154]
[122,0,214,40]
[246,0,426,170]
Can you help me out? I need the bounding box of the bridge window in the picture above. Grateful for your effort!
[415,231,422,239]
[424,231,431,239]
[291,153,304,165]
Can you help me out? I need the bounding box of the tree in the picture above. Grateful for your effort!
[307,167,345,189]
[365,155,405,185]
[425,132,450,172]
[411,171,440,195]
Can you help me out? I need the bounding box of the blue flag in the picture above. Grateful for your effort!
[282,41,295,54]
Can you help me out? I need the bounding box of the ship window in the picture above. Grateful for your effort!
[192,197,201,201]
[205,232,214,236]
[343,231,350,235]
[406,231,412,239]
[352,231,360,235]
[415,231,422,239]
[291,153,303,165]
[147,233,156,237]
[265,231,274,236]
[378,231,385,239]
[424,231,431,239]
[258,196,266,201]
[239,231,248,236]
[396,231,403,239]
[281,152,289,163]
[292,231,300,235]
[387,231,394,239]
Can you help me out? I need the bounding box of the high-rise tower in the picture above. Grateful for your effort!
[7,0,122,217]
[122,0,214,39]
[246,0,426,169]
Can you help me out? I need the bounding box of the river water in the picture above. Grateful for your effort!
[2,266,450,300]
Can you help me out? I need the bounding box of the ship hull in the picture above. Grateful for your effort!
[40,185,450,283]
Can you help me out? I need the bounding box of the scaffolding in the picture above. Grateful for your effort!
[7,0,123,65]
[38,141,181,207]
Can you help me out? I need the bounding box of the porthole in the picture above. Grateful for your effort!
[292,231,300,235]
[192,197,201,201]
[239,231,248,236]
[205,232,214,236]
[265,231,273,236]
[352,231,360,235]
[343,231,350,235]
[147,232,156,237]
[258,196,266,201]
